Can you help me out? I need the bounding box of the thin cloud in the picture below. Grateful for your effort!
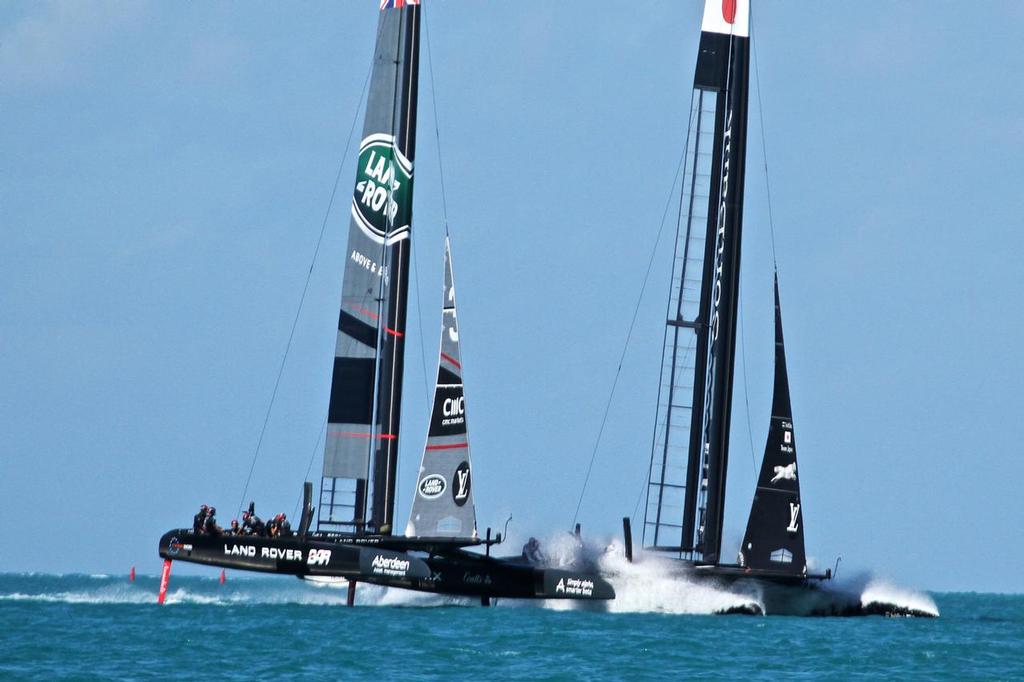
[0,1,146,92]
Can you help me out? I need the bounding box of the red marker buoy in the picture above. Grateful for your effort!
[129,566,136,582]
[157,559,172,605]
[219,569,226,585]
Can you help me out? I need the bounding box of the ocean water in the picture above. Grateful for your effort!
[0,572,1020,680]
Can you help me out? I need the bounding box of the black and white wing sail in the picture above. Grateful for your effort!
[320,1,420,535]
[643,0,750,564]
[739,276,806,574]
[405,237,478,539]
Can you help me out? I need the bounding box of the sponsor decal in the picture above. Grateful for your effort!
[349,249,388,283]
[307,549,332,567]
[787,503,801,533]
[222,544,303,561]
[440,393,465,428]
[442,396,464,418]
[452,461,471,507]
[418,474,446,500]
[370,554,411,577]
[783,430,792,444]
[351,133,413,245]
[260,546,303,561]
[770,462,797,484]
[708,109,734,347]
[554,576,595,597]
[168,537,193,556]
[462,572,493,586]
[224,543,256,558]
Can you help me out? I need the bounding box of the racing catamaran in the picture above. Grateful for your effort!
[620,0,833,599]
[157,0,612,605]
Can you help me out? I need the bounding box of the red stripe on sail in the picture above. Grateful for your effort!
[425,442,468,451]
[385,327,403,338]
[351,304,379,320]
[722,0,737,23]
[440,352,461,369]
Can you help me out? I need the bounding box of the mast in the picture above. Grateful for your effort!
[739,275,806,574]
[643,0,750,563]
[320,0,420,535]
[405,237,478,539]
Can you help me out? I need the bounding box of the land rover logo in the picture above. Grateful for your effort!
[351,133,413,245]
[452,461,471,507]
[418,474,446,499]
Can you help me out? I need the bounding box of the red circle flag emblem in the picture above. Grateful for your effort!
[722,0,737,23]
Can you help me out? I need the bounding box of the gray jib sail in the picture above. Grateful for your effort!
[321,3,420,534]
[739,275,806,574]
[405,237,477,539]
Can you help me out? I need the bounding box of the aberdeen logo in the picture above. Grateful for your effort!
[452,461,471,507]
[371,553,411,577]
[418,474,446,499]
[351,133,413,246]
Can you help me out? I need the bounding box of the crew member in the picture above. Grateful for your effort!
[193,504,208,533]
[522,537,545,565]
[203,506,223,536]
[228,519,240,535]
[277,513,292,538]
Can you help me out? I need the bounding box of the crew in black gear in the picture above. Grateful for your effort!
[277,513,292,538]
[522,537,545,565]
[203,506,222,536]
[193,505,208,533]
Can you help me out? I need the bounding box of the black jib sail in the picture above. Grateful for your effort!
[321,1,420,535]
[405,237,478,539]
[739,276,806,574]
[643,0,749,564]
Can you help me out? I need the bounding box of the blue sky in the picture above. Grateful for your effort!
[1,1,1022,593]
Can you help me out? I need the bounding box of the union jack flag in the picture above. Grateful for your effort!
[380,0,419,9]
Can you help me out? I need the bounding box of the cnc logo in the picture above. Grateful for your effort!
[452,461,471,507]
[418,474,446,500]
[443,396,465,418]
[351,133,413,245]
[307,549,332,567]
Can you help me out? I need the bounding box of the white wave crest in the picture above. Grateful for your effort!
[596,542,763,614]
[860,578,939,617]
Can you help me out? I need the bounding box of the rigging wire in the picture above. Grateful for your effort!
[293,416,328,519]
[235,59,374,518]
[736,9,783,482]
[751,10,779,271]
[423,7,451,236]
[738,282,759,477]
[569,143,692,530]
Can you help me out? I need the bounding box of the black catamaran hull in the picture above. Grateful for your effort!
[158,530,431,582]
[158,531,614,601]
[380,551,615,601]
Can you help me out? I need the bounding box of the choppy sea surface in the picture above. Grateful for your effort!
[1,572,1020,680]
